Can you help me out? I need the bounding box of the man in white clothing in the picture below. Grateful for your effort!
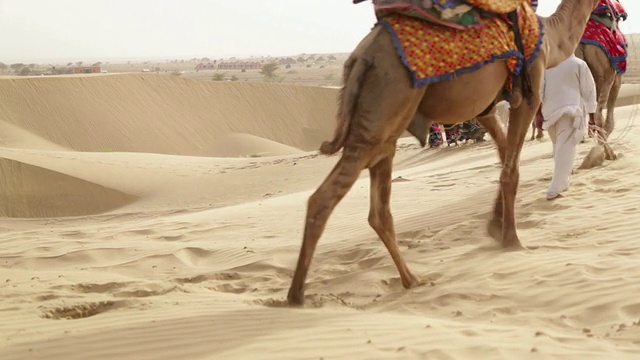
[540,54,597,200]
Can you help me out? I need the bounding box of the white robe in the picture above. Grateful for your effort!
[540,55,598,198]
[541,55,597,136]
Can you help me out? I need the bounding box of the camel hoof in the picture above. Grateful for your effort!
[604,147,617,161]
[486,218,502,242]
[287,289,305,307]
[402,273,422,289]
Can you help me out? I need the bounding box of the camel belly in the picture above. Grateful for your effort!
[419,61,508,123]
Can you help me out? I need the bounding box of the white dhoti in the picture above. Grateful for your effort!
[545,112,586,199]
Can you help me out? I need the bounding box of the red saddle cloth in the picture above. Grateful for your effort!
[581,19,627,75]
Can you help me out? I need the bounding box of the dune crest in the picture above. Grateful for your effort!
[204,132,304,157]
[0,74,337,155]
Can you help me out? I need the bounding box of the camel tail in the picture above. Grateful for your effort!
[319,56,373,155]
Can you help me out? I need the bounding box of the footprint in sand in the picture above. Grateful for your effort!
[257,293,354,309]
[432,182,456,189]
[40,300,132,320]
[52,281,178,299]
[392,176,412,183]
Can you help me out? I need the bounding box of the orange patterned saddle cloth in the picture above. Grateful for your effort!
[371,0,533,30]
[377,1,542,89]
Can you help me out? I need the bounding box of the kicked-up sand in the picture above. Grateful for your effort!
[1,74,640,359]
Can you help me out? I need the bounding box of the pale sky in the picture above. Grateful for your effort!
[0,0,638,64]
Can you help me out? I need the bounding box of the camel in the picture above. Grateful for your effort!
[575,1,627,160]
[577,46,623,137]
[287,0,599,307]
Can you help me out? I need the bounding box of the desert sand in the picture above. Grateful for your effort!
[1,74,640,359]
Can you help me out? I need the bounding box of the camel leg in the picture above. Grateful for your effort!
[530,121,536,141]
[605,74,621,136]
[287,145,371,306]
[500,96,541,249]
[595,76,614,135]
[475,110,508,242]
[368,146,420,289]
[288,27,427,305]
[587,58,616,144]
[591,73,616,160]
[602,74,621,160]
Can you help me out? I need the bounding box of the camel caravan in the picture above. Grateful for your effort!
[418,0,629,149]
[286,0,626,307]
[531,0,628,150]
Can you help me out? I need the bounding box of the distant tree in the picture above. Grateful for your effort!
[0,62,7,70]
[260,63,279,78]
[19,67,31,76]
[10,63,24,71]
[93,61,102,66]
[230,75,238,81]
[285,64,291,69]
[212,72,226,81]
[264,75,285,83]
[297,57,305,63]
[76,61,83,66]
[67,62,73,66]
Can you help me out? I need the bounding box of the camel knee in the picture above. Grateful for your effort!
[500,167,519,192]
[306,191,333,224]
[368,209,383,232]
[368,208,392,233]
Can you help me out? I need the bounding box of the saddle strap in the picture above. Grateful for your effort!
[507,10,534,107]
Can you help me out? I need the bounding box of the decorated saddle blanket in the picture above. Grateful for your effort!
[377,2,542,88]
[581,19,627,75]
[373,0,534,30]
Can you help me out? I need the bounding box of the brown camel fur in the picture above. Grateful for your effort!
[575,42,622,160]
[287,0,600,307]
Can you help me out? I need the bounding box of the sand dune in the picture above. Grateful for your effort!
[205,132,304,157]
[0,157,137,218]
[1,75,640,359]
[0,74,337,155]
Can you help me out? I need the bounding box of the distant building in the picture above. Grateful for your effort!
[217,61,261,70]
[195,62,216,70]
[73,66,101,74]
